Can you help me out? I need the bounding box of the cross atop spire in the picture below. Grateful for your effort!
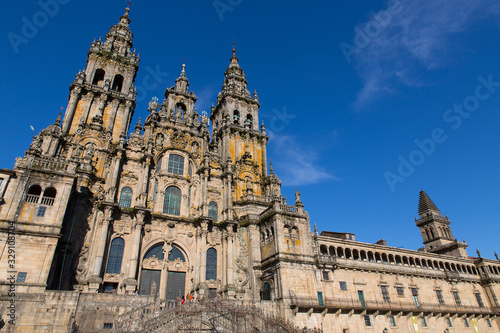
[232,38,237,57]
[126,0,133,10]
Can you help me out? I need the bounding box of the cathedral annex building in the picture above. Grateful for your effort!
[0,7,499,333]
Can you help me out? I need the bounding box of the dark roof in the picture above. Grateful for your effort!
[418,190,440,215]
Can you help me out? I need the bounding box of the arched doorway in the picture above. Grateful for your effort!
[139,243,188,300]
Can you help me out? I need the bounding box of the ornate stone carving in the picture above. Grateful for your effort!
[170,131,189,149]
[235,228,249,287]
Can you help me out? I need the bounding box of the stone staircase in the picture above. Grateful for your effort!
[111,299,321,333]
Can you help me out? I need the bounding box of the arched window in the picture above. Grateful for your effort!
[41,187,57,206]
[106,238,125,274]
[112,74,124,92]
[92,69,105,85]
[26,185,42,203]
[167,154,184,175]
[168,245,185,262]
[233,110,240,124]
[163,186,181,215]
[206,248,217,280]
[144,244,165,260]
[261,282,271,301]
[119,187,133,208]
[246,114,253,126]
[208,201,218,221]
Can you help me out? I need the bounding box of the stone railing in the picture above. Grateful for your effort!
[32,156,70,172]
[316,254,338,267]
[289,295,498,316]
[416,214,449,226]
[25,194,39,203]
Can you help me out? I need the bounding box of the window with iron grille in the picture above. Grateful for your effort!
[396,286,404,296]
[412,288,420,308]
[421,317,427,328]
[118,187,133,208]
[381,285,390,303]
[103,323,113,329]
[463,318,469,327]
[106,238,125,274]
[453,291,462,306]
[340,281,348,291]
[322,271,329,281]
[363,315,371,327]
[475,292,485,308]
[16,272,27,282]
[486,318,492,327]
[167,154,184,175]
[436,289,445,305]
[446,318,452,327]
[163,186,181,215]
[37,206,46,217]
[208,201,218,221]
[206,248,217,281]
[389,315,396,327]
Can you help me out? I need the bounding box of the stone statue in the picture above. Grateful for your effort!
[295,189,301,203]
[85,144,95,158]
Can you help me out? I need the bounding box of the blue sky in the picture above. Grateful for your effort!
[1,0,499,259]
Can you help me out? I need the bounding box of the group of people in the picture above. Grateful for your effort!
[179,294,218,305]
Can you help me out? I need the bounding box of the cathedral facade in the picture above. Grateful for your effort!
[0,8,499,333]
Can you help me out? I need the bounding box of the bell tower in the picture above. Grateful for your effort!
[60,7,139,143]
[415,190,468,258]
[211,47,269,201]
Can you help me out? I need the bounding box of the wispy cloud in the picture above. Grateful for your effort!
[350,0,500,109]
[268,132,338,186]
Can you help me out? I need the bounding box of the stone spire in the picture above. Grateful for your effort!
[220,46,251,99]
[102,7,134,57]
[418,190,441,216]
[175,64,190,94]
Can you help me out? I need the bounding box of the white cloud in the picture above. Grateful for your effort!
[268,132,338,186]
[350,0,500,108]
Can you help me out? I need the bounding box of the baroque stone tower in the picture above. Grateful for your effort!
[415,190,468,258]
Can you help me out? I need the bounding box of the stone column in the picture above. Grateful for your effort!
[92,207,113,277]
[226,225,234,286]
[96,94,107,117]
[126,211,145,292]
[107,100,120,135]
[138,157,151,207]
[80,92,95,124]
[106,151,123,202]
[120,100,134,137]
[262,138,268,176]
[62,86,81,133]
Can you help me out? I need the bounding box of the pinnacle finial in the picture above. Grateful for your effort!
[182,63,186,74]
[495,251,499,261]
[232,38,236,57]
[476,249,482,258]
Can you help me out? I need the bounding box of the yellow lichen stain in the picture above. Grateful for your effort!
[69,99,87,135]
[102,104,113,131]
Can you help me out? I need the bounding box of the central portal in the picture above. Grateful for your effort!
[166,271,186,300]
